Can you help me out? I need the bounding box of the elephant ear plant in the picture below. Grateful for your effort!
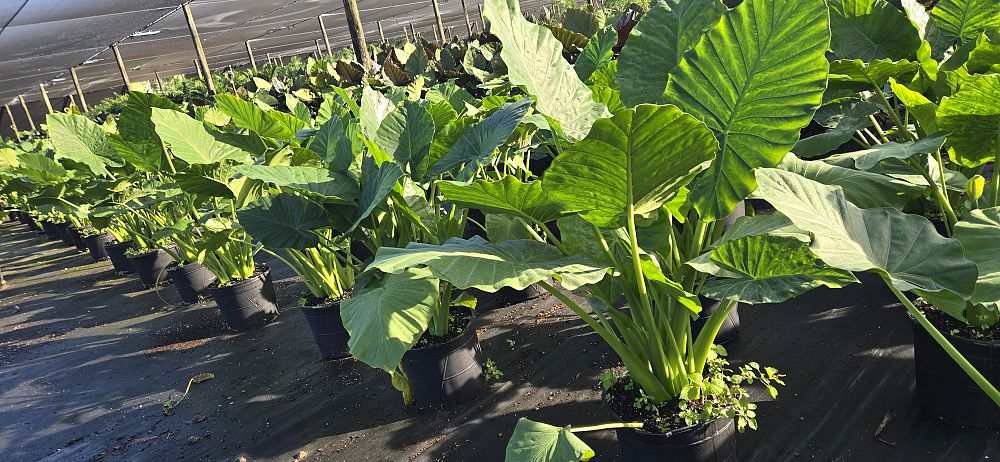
[358,0,851,458]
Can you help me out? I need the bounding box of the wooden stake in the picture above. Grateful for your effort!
[183,3,216,94]
[70,67,89,112]
[194,59,204,79]
[341,0,371,69]
[409,23,418,42]
[246,41,258,71]
[267,53,273,65]
[154,71,165,93]
[479,4,488,32]
[112,44,131,89]
[431,0,446,44]
[68,94,78,112]
[377,20,386,44]
[38,84,53,115]
[318,15,334,59]
[18,95,36,132]
[462,0,474,36]
[432,25,441,43]
[315,39,324,59]
[4,106,21,141]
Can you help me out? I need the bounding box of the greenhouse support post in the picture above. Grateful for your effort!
[154,71,165,93]
[17,95,36,132]
[409,24,418,42]
[70,67,88,112]
[318,15,333,59]
[3,106,21,141]
[431,0,446,44]
[377,20,386,44]
[462,0,473,36]
[183,2,216,94]
[342,0,370,69]
[194,59,204,80]
[112,44,131,89]
[245,41,258,71]
[38,84,53,115]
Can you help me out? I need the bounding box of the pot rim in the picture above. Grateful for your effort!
[210,266,270,293]
[601,387,736,439]
[405,314,477,357]
[907,313,1000,348]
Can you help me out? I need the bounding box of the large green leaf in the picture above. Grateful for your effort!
[793,100,878,158]
[368,237,609,291]
[575,26,618,83]
[702,234,857,304]
[663,0,831,220]
[150,108,248,165]
[505,418,595,462]
[485,0,609,139]
[233,165,358,202]
[341,268,440,371]
[16,153,68,184]
[543,104,717,228]
[237,193,331,249]
[350,157,404,231]
[827,0,922,61]
[954,207,1000,305]
[438,176,578,224]
[46,113,122,177]
[117,92,178,171]
[309,111,359,175]
[779,154,923,208]
[359,86,396,137]
[754,168,977,296]
[431,98,532,176]
[889,78,939,136]
[931,0,1000,48]
[937,73,1000,167]
[215,94,306,139]
[824,133,948,170]
[374,100,435,173]
[616,0,725,107]
[828,59,920,89]
[966,33,1000,74]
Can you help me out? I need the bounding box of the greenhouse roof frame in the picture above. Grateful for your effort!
[0,0,548,108]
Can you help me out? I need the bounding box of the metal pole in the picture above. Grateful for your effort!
[246,41,258,71]
[38,84,54,115]
[4,106,21,141]
[70,67,89,112]
[318,15,334,59]
[431,0,446,44]
[183,3,216,93]
[462,0,474,36]
[377,20,386,44]
[342,0,371,69]
[112,44,132,89]
[18,95,36,132]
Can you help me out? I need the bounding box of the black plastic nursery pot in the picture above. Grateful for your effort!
[104,240,137,274]
[128,248,176,288]
[401,318,486,406]
[210,267,279,331]
[910,317,1000,429]
[300,299,351,360]
[54,222,74,246]
[40,220,60,240]
[83,231,113,262]
[16,211,29,225]
[692,296,741,345]
[616,418,737,462]
[167,262,216,304]
[67,227,89,251]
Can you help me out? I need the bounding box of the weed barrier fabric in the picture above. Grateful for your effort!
[0,221,997,460]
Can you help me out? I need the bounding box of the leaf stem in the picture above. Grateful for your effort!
[570,422,644,433]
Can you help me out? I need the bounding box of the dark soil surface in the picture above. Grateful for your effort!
[1,219,998,461]
[414,308,474,349]
[918,301,1000,342]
